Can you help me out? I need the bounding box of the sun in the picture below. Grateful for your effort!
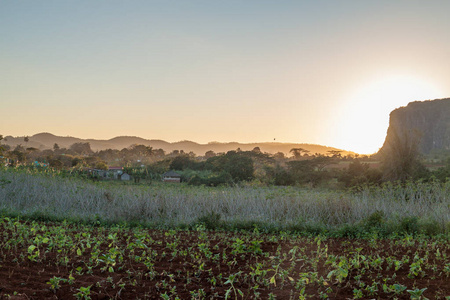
[331,75,443,154]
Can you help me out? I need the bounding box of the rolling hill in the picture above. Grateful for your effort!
[2,132,354,156]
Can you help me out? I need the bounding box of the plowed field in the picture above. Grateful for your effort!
[0,218,448,299]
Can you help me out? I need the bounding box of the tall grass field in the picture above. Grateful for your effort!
[0,168,448,236]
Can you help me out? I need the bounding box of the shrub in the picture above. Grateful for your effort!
[188,171,232,187]
[399,216,419,233]
[194,212,222,230]
[418,219,441,235]
[363,210,385,229]
[205,151,254,182]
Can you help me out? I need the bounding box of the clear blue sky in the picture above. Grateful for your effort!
[1,0,449,153]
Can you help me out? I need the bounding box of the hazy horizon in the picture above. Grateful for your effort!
[2,1,450,154]
[1,131,357,152]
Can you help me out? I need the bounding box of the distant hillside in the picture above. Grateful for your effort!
[380,98,450,154]
[2,132,354,156]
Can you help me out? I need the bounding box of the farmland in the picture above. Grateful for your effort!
[0,167,449,299]
[0,218,449,299]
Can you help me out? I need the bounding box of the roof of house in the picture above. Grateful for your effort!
[163,170,181,177]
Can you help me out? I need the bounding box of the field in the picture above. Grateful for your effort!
[0,168,449,299]
[0,168,448,234]
[0,218,449,299]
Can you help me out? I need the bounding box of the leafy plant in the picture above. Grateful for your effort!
[407,287,428,300]
[74,285,92,300]
[46,276,67,292]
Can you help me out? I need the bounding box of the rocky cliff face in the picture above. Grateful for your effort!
[381,98,450,154]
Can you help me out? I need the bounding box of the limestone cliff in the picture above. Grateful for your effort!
[381,98,450,154]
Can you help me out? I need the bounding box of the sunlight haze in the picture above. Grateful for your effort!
[1,0,449,154]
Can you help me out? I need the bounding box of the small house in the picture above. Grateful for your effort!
[87,168,107,178]
[108,166,123,179]
[163,170,181,183]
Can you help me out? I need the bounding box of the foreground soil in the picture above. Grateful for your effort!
[0,218,448,299]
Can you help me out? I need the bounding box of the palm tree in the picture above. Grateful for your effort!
[289,148,309,159]
[327,150,342,158]
[145,146,154,157]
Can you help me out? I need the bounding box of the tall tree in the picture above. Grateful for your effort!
[69,142,93,155]
[327,150,342,158]
[290,148,309,159]
[23,136,29,149]
[252,147,261,154]
[204,150,216,158]
[380,129,424,182]
[273,152,285,160]
[145,146,154,157]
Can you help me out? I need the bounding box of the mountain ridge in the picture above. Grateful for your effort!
[2,132,354,156]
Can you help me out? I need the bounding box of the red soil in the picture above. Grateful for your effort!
[0,221,448,299]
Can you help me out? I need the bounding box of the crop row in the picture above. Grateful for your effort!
[0,217,449,299]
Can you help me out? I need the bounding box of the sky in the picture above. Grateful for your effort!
[1,1,449,154]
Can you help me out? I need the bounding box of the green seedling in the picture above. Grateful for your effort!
[27,245,40,262]
[74,285,92,300]
[47,276,67,292]
[225,272,243,300]
[407,287,428,300]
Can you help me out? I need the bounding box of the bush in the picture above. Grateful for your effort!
[339,160,383,188]
[264,165,295,186]
[335,224,365,238]
[418,219,441,235]
[431,158,450,182]
[363,210,385,229]
[205,151,254,183]
[399,216,419,233]
[170,155,201,171]
[194,212,222,230]
[188,171,233,187]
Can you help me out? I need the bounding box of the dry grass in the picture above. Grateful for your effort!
[0,168,448,233]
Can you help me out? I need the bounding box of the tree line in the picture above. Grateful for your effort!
[1,134,449,188]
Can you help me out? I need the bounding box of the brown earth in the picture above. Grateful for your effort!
[0,219,448,299]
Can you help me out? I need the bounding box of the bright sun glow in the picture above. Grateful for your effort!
[332,75,443,154]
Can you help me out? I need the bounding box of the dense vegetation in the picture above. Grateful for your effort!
[1,134,449,298]
[0,167,448,236]
[1,132,449,236]
[1,132,450,188]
